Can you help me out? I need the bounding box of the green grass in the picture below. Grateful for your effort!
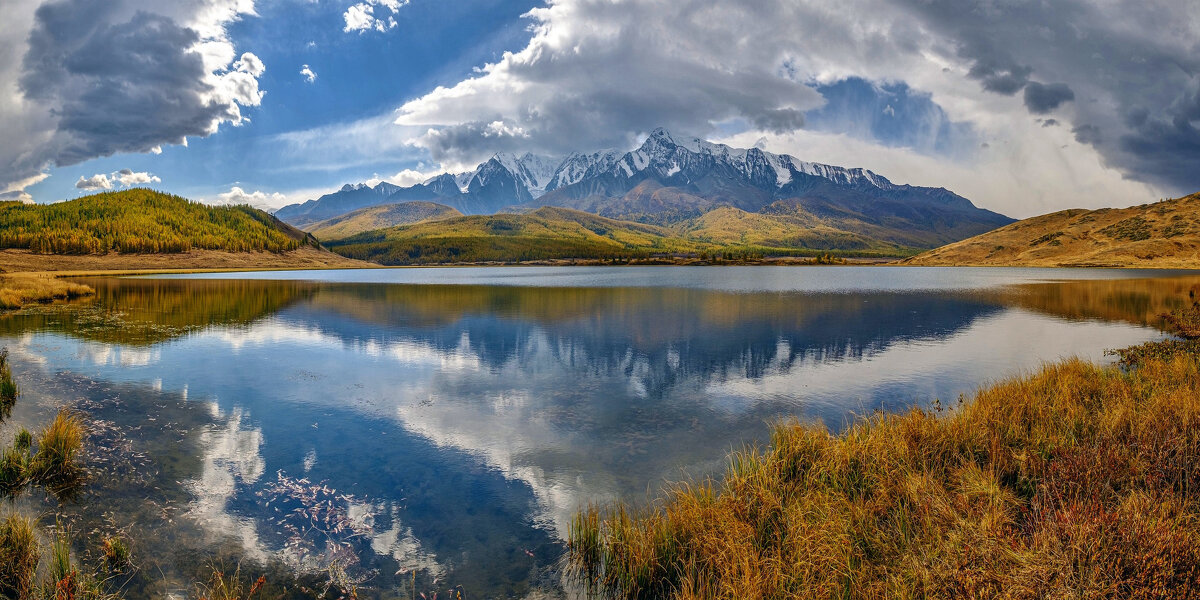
[568,307,1200,599]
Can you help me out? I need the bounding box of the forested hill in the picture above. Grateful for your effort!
[0,189,316,254]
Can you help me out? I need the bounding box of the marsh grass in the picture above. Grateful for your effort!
[29,408,86,489]
[196,565,266,600]
[569,331,1200,598]
[1,348,17,419]
[0,513,39,599]
[0,274,94,310]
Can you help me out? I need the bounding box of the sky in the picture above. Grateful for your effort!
[0,0,1197,218]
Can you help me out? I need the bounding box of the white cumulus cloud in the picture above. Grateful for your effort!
[343,0,408,33]
[215,186,288,209]
[300,64,317,83]
[75,169,161,191]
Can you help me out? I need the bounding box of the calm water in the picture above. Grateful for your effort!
[1,266,1195,598]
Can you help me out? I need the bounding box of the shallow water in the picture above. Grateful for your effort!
[0,266,1194,598]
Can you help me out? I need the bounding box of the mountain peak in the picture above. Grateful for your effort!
[647,127,677,145]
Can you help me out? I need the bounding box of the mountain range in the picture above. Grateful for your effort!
[275,128,1014,250]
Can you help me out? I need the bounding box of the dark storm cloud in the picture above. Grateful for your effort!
[1023,82,1075,115]
[890,0,1200,192]
[963,48,1031,95]
[0,0,261,191]
[21,2,239,166]
[805,77,978,157]
[1073,124,1102,146]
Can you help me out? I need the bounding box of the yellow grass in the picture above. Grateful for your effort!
[906,191,1200,267]
[569,337,1200,598]
[0,273,94,310]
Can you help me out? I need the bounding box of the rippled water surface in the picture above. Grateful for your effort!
[1,266,1195,598]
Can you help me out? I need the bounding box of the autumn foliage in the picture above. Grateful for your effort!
[0,190,303,255]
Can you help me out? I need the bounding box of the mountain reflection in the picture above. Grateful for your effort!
[292,284,1004,397]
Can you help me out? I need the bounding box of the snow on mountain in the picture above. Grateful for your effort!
[546,149,623,191]
[600,126,891,192]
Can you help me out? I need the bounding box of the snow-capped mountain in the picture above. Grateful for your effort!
[545,149,624,191]
[275,128,1011,242]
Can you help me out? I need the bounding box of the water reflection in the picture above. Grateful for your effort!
[0,270,1189,598]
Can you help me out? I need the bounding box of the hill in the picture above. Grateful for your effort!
[0,189,317,254]
[274,128,1013,251]
[307,201,462,241]
[325,207,706,264]
[324,206,916,265]
[0,189,368,272]
[906,192,1200,267]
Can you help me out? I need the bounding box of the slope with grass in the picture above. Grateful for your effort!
[325,206,709,264]
[676,205,901,252]
[568,299,1200,598]
[306,201,462,241]
[906,192,1200,267]
[326,205,922,265]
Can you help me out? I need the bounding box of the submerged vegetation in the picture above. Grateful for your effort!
[568,300,1200,598]
[0,274,94,310]
[0,189,310,255]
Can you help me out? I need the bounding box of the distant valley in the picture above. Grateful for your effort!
[277,128,1014,263]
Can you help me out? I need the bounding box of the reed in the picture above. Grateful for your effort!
[568,336,1200,598]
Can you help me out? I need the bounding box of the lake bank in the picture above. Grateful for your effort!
[567,310,1200,599]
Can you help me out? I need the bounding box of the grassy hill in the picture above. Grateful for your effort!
[906,192,1200,267]
[676,206,899,251]
[0,189,316,255]
[326,206,703,264]
[326,205,922,265]
[307,201,462,241]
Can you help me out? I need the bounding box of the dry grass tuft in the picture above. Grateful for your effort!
[0,512,39,599]
[0,348,17,419]
[0,273,93,310]
[29,409,85,489]
[569,327,1200,598]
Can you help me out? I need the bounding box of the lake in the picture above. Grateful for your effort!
[0,266,1195,598]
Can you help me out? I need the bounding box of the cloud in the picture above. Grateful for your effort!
[343,0,409,33]
[0,191,36,204]
[215,186,287,209]
[389,0,1200,205]
[0,0,264,194]
[394,1,830,167]
[1023,82,1075,115]
[300,64,316,83]
[75,174,113,191]
[75,169,161,191]
[113,168,161,186]
[804,77,978,157]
